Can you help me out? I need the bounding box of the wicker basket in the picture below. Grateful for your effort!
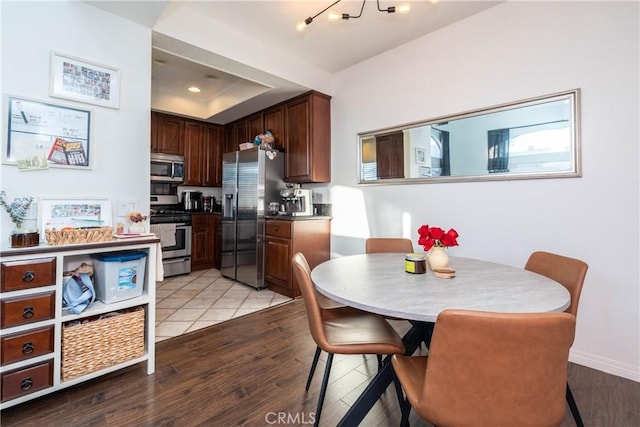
[61,307,145,381]
[46,226,113,246]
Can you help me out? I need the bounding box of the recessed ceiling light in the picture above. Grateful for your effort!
[188,86,201,93]
[205,74,218,80]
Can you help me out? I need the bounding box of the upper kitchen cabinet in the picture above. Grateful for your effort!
[224,119,249,153]
[183,120,223,187]
[285,92,331,183]
[224,112,264,154]
[183,120,204,185]
[247,112,264,142]
[151,112,184,155]
[203,125,222,186]
[263,105,284,151]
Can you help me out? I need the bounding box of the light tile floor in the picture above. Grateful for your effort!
[155,268,292,342]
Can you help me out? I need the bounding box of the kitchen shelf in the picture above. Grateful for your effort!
[0,236,159,409]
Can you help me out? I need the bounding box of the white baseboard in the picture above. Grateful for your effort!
[570,349,640,382]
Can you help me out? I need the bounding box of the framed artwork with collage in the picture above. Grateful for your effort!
[50,52,120,109]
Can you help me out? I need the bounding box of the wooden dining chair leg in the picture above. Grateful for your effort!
[567,383,585,427]
[306,347,322,391]
[314,353,334,427]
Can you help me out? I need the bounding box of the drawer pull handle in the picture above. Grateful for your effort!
[22,342,35,355]
[22,271,35,282]
[21,378,34,391]
[22,306,35,319]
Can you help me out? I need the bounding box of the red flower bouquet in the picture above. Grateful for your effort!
[417,225,459,251]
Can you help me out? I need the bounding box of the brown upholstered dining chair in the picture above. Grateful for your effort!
[525,250,589,427]
[365,237,414,254]
[367,237,423,348]
[292,252,406,427]
[392,309,576,427]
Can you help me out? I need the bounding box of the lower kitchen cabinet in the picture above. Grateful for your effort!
[264,218,330,298]
[191,214,215,271]
[0,237,159,408]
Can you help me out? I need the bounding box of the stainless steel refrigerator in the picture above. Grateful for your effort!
[221,148,284,289]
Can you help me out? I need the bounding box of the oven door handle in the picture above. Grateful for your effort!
[173,223,190,227]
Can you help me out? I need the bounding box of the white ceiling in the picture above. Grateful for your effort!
[85,0,501,124]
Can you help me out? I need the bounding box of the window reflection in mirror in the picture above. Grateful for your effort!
[358,89,580,184]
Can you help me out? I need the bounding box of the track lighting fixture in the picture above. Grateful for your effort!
[297,0,411,31]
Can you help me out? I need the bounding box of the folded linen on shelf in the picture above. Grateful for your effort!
[150,223,177,248]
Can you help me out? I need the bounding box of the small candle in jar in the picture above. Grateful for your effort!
[405,253,426,274]
[116,222,124,234]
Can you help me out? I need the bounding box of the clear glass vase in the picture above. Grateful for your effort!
[128,223,145,233]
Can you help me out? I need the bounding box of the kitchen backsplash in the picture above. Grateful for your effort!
[313,203,332,216]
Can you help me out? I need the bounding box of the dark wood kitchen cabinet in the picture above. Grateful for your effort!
[183,121,223,187]
[191,214,215,271]
[225,119,249,153]
[183,120,204,185]
[203,125,222,186]
[224,112,264,154]
[151,112,184,155]
[263,105,284,150]
[224,126,235,154]
[284,91,331,183]
[264,218,330,298]
[247,112,264,142]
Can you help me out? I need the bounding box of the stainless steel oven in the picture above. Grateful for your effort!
[161,222,191,277]
[150,210,192,278]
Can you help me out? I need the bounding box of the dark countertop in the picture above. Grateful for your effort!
[193,213,330,220]
[264,215,332,221]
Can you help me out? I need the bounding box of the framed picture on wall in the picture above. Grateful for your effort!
[50,52,120,109]
[4,96,92,170]
[39,197,112,237]
[415,147,427,165]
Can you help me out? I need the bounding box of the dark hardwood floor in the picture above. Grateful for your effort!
[2,299,639,426]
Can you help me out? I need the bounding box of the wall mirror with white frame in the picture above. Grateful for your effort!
[358,89,581,185]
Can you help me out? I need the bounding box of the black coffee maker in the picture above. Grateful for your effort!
[181,191,203,211]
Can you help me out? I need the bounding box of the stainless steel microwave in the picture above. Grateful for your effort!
[151,153,185,183]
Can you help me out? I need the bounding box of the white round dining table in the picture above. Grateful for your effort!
[310,253,571,426]
[311,253,570,323]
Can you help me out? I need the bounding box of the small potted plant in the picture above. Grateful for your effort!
[0,191,38,247]
[127,211,148,233]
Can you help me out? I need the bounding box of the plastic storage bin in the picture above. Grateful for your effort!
[90,251,147,304]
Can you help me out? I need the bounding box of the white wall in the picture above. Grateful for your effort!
[330,2,639,380]
[1,0,636,383]
[0,1,151,238]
